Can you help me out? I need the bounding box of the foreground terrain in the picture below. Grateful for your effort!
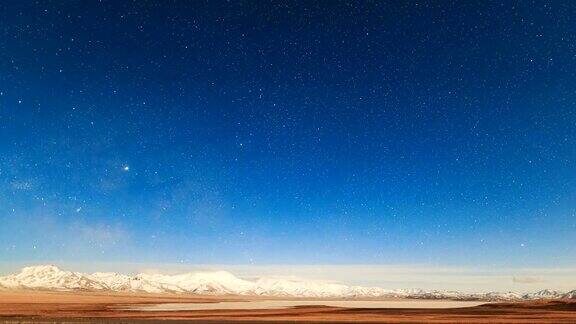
[0,290,575,323]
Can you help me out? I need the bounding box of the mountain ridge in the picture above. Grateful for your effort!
[1,265,574,301]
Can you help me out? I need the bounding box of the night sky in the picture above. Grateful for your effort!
[1,1,575,268]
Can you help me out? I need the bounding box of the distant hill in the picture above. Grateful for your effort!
[1,265,574,301]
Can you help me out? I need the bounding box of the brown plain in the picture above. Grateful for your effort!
[0,289,575,323]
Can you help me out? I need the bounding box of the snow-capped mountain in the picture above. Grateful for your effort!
[0,265,573,301]
[563,290,576,299]
[522,289,565,300]
[0,265,108,291]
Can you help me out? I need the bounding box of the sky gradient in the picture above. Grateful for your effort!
[1,0,575,279]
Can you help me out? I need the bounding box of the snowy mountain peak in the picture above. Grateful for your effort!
[1,264,107,291]
[563,290,576,299]
[0,265,573,301]
[523,289,564,299]
[20,264,63,275]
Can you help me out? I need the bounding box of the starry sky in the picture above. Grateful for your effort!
[0,1,575,270]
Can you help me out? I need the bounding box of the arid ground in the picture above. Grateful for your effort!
[0,290,575,323]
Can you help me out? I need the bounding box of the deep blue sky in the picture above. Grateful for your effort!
[0,1,575,268]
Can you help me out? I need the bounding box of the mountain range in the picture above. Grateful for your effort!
[1,265,574,301]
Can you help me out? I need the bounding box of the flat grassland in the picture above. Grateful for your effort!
[0,290,575,323]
